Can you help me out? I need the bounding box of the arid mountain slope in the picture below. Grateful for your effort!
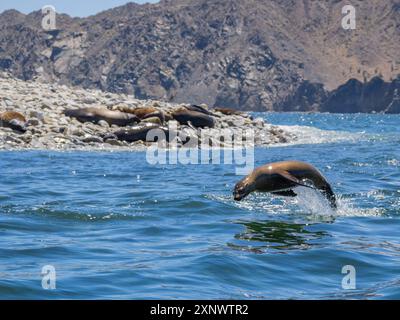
[0,0,399,111]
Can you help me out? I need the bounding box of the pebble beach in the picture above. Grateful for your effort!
[0,73,296,151]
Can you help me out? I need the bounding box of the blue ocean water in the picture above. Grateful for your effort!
[0,113,399,299]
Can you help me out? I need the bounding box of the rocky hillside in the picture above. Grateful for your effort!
[0,0,399,112]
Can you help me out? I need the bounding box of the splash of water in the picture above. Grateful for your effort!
[291,186,335,216]
[289,187,384,218]
[211,186,384,219]
[275,125,364,146]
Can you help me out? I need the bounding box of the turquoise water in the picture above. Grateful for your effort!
[0,113,399,299]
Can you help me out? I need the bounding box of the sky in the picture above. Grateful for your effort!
[0,0,159,17]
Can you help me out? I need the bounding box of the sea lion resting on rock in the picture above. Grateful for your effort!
[64,107,139,126]
[172,107,215,128]
[113,123,171,143]
[114,106,166,124]
[0,111,27,133]
[185,104,215,116]
[233,161,337,209]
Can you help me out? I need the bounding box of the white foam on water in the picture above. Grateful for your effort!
[290,187,385,218]
[291,186,336,216]
[210,186,384,219]
[387,159,399,166]
[272,125,365,146]
[289,187,380,217]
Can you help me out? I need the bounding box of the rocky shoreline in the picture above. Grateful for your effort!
[0,73,296,151]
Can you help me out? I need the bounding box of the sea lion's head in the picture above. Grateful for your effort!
[125,113,140,124]
[233,176,256,201]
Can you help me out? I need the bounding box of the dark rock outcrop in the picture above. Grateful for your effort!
[273,81,328,112]
[321,76,400,113]
[275,75,400,113]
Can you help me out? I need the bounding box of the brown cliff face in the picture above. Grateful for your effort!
[0,0,399,112]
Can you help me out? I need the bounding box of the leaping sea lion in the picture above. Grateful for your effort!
[233,161,337,209]
[64,107,139,126]
[0,111,27,133]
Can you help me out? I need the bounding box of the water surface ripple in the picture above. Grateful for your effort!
[0,113,399,299]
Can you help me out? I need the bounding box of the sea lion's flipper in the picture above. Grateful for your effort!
[278,171,316,190]
[187,121,198,131]
[271,190,297,197]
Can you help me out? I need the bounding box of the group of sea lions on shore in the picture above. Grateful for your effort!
[62,104,220,143]
[64,104,216,126]
[0,104,247,146]
[0,104,246,141]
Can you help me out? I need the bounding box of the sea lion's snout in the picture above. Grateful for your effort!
[233,189,244,201]
[233,179,253,201]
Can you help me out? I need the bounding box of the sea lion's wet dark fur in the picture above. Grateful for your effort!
[114,123,170,143]
[0,111,27,133]
[233,161,337,209]
[185,105,215,116]
[64,108,139,126]
[172,107,215,128]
